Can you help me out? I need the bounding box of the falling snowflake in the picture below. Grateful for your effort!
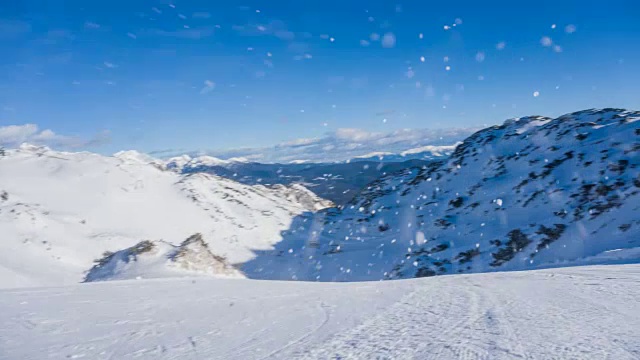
[540,36,553,47]
[381,33,396,48]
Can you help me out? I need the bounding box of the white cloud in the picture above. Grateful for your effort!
[0,124,110,149]
[180,127,480,163]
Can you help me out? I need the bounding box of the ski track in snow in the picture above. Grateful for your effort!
[0,264,639,360]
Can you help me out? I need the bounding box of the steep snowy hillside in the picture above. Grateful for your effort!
[245,108,640,281]
[1,264,638,359]
[0,145,331,287]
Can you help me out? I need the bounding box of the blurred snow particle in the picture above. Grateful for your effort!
[368,16,375,22]
[178,14,187,20]
[553,45,563,53]
[496,198,503,206]
[127,32,137,39]
[443,56,449,62]
[540,36,553,47]
[360,39,370,47]
[200,80,215,94]
[475,51,485,62]
[455,18,463,25]
[103,61,116,68]
[424,85,435,97]
[382,118,387,123]
[418,33,424,39]
[496,41,506,50]
[551,24,557,29]
[329,37,335,42]
[565,24,577,33]
[533,91,540,97]
[478,75,485,81]
[152,7,162,14]
[288,248,293,253]
[370,32,380,41]
[445,65,451,71]
[443,25,451,30]
[415,231,426,245]
[381,32,396,48]
[405,68,415,78]
[420,56,425,62]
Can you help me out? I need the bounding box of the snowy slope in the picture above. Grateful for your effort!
[0,145,331,287]
[246,108,640,281]
[0,264,638,359]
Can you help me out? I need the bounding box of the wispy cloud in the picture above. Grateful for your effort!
[175,127,479,163]
[0,19,31,38]
[140,26,216,39]
[0,124,110,149]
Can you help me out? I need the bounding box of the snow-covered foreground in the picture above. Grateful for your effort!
[1,264,638,360]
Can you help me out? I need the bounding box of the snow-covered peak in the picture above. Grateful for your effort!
[399,143,461,156]
[17,142,52,154]
[113,150,162,166]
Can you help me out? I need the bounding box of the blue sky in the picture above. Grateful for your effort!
[0,0,639,158]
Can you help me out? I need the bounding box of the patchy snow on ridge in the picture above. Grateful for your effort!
[84,234,243,282]
[243,108,640,281]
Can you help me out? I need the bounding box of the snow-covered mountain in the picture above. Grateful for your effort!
[2,108,639,287]
[176,159,433,205]
[245,108,640,281]
[0,144,331,288]
[155,144,458,205]
[348,143,460,163]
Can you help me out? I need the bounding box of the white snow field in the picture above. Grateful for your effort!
[1,264,639,360]
[0,144,331,288]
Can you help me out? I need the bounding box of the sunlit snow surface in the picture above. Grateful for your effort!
[0,264,638,359]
